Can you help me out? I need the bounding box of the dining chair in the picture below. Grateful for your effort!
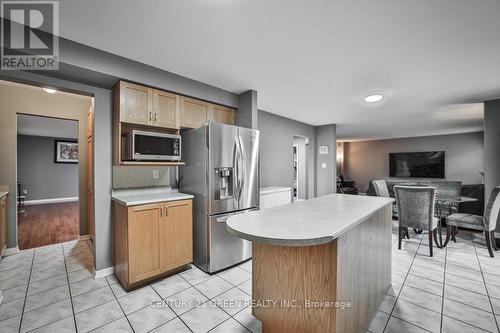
[395,186,439,256]
[369,180,408,238]
[445,186,500,257]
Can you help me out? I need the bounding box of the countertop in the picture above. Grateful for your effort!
[226,193,393,246]
[0,191,8,199]
[111,187,193,206]
[260,187,291,195]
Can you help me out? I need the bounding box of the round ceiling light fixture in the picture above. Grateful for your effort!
[364,94,384,103]
[42,88,57,94]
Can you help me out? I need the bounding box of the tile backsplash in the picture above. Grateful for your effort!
[113,166,173,189]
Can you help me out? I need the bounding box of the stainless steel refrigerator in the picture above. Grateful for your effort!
[179,123,260,273]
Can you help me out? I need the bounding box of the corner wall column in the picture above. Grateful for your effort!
[237,90,258,129]
[315,124,337,196]
[484,99,500,240]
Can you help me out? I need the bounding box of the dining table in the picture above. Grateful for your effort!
[396,182,478,248]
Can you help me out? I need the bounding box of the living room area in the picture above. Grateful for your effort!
[337,98,500,251]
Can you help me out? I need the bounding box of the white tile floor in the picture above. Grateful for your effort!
[0,228,499,333]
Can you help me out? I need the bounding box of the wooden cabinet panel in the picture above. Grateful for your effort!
[208,104,235,125]
[161,200,193,270]
[180,97,208,129]
[119,81,152,126]
[113,199,193,289]
[153,90,180,129]
[0,196,6,254]
[128,203,163,283]
[86,108,93,138]
[87,137,94,242]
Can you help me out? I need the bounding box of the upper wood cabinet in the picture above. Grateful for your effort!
[208,104,235,125]
[114,80,236,132]
[180,97,209,129]
[153,90,180,129]
[118,81,153,126]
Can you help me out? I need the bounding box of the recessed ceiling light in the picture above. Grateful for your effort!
[364,94,384,103]
[42,88,57,94]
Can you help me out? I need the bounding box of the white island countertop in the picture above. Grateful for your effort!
[111,187,193,206]
[226,193,393,246]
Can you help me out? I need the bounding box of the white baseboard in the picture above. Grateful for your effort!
[24,197,78,206]
[3,246,19,256]
[79,234,91,241]
[92,266,114,279]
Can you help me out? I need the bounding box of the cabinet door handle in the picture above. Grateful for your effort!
[149,112,152,122]
[154,113,157,123]
[160,206,163,217]
[165,206,168,216]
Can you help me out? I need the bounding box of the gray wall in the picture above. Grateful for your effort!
[17,135,78,201]
[484,99,500,235]
[344,131,485,193]
[315,125,337,196]
[258,110,316,199]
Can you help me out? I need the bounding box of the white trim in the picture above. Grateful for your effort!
[79,234,91,241]
[92,266,114,279]
[24,197,78,206]
[3,246,20,256]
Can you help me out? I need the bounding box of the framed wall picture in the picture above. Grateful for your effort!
[54,140,78,164]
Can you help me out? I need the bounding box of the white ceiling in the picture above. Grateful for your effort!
[57,0,500,140]
[17,114,78,139]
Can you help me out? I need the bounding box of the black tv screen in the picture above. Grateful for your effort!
[389,151,445,178]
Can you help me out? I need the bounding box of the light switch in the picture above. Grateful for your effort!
[153,170,160,179]
[321,163,327,169]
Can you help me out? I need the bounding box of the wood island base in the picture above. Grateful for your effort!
[251,205,392,333]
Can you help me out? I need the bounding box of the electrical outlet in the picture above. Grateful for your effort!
[153,169,160,179]
[321,163,327,169]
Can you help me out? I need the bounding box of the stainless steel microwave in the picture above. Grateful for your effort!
[122,130,181,161]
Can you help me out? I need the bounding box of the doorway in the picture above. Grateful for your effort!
[17,114,80,249]
[293,136,310,202]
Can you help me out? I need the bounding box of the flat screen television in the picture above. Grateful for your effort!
[389,151,445,178]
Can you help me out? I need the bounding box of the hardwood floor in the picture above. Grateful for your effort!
[18,202,79,250]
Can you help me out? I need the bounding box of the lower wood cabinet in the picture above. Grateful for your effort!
[0,194,7,255]
[113,199,193,289]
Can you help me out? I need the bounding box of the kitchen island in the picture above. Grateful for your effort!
[226,193,394,333]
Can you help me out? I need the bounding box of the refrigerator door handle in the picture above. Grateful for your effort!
[238,135,246,199]
[236,135,244,205]
[233,136,241,204]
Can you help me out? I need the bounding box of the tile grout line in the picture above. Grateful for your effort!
[439,241,448,333]
[471,232,500,333]
[382,230,424,333]
[177,267,254,331]
[147,281,194,333]
[106,278,136,333]
[61,244,79,333]
[175,270,219,332]
[17,249,36,333]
